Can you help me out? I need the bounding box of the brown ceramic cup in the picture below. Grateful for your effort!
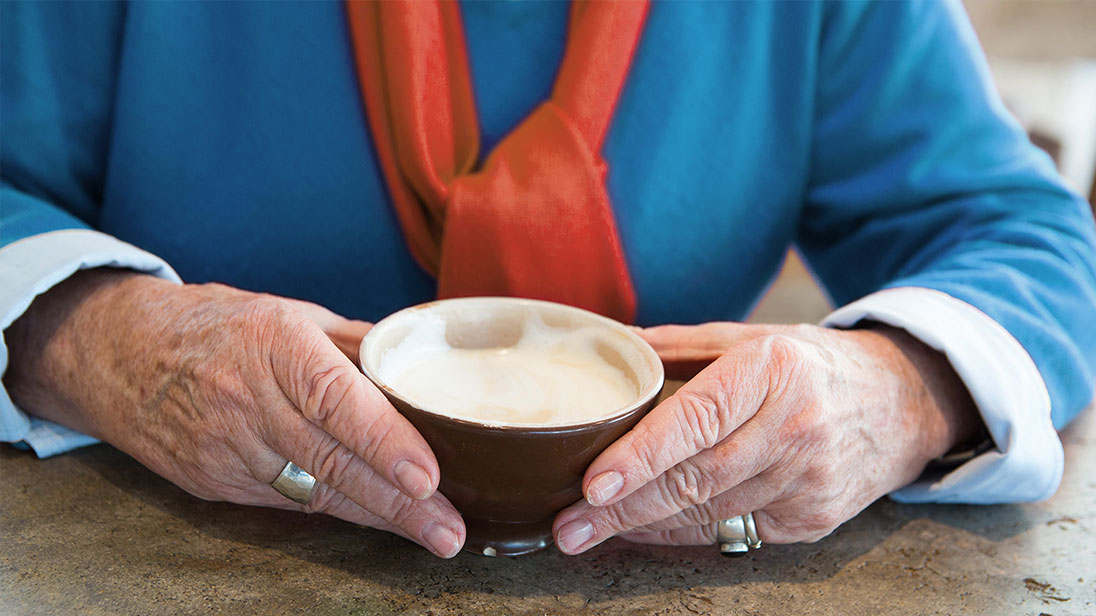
[359,297,664,556]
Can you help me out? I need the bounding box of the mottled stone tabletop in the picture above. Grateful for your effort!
[2,392,1093,616]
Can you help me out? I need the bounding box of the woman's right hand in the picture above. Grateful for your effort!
[3,269,465,557]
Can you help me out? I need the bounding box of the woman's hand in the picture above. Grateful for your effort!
[552,322,984,553]
[4,269,465,557]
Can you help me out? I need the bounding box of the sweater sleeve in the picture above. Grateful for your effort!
[1,1,181,456]
[798,0,1096,501]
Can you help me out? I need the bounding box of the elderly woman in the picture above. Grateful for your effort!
[2,0,1094,559]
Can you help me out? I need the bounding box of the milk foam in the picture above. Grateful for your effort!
[377,315,638,426]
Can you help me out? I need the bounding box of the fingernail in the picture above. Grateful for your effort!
[422,523,461,558]
[557,519,595,554]
[586,471,624,506]
[394,460,432,500]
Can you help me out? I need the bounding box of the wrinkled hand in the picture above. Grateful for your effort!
[4,270,464,557]
[552,322,982,553]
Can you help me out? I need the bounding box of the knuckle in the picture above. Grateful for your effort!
[305,482,343,514]
[311,441,358,490]
[585,498,641,535]
[355,417,395,465]
[697,523,719,544]
[625,421,665,480]
[308,461,415,529]
[303,365,391,462]
[303,364,359,424]
[782,399,826,444]
[674,390,724,450]
[684,503,716,528]
[758,334,830,407]
[659,463,713,510]
[383,494,419,528]
[596,504,635,534]
[759,334,805,374]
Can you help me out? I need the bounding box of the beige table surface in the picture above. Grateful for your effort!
[2,392,1094,616]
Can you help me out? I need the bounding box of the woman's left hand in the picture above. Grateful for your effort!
[552,322,985,553]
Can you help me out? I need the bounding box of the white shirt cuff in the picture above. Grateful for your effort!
[823,286,1061,504]
[0,229,182,456]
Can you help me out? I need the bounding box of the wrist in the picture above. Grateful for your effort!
[856,324,987,462]
[3,268,172,433]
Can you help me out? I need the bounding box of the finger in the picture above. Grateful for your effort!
[252,480,412,541]
[324,319,372,365]
[619,525,717,546]
[301,486,413,542]
[255,468,451,553]
[577,335,778,511]
[621,511,834,547]
[258,423,466,558]
[596,472,849,545]
[637,323,750,362]
[269,322,440,502]
[553,412,779,554]
[625,473,776,533]
[638,323,782,380]
[195,437,417,542]
[619,495,781,547]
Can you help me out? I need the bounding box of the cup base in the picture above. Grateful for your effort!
[463,517,554,557]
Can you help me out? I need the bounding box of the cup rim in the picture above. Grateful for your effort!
[359,297,665,433]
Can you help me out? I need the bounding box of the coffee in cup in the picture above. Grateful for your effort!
[375,312,641,426]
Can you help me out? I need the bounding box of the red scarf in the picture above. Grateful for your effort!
[346,0,648,322]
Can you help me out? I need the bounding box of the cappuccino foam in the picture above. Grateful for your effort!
[377,316,638,426]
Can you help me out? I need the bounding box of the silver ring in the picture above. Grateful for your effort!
[271,461,317,505]
[718,513,762,557]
